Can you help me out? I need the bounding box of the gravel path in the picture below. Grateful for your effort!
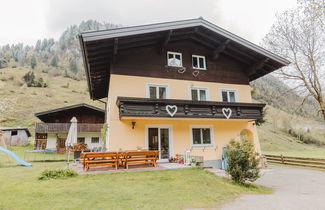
[220,165,325,210]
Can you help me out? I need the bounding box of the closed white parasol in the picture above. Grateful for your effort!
[66,117,78,167]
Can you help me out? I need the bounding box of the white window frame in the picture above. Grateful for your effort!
[189,86,209,101]
[189,125,214,147]
[220,88,238,102]
[192,55,207,70]
[167,51,183,67]
[146,83,170,99]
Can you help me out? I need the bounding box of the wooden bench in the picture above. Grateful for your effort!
[81,152,118,171]
[122,151,159,169]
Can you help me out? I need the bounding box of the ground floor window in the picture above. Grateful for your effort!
[191,126,213,146]
[77,137,85,143]
[91,137,100,143]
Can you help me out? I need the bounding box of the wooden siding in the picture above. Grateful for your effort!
[35,123,104,133]
[111,40,249,86]
[116,97,265,120]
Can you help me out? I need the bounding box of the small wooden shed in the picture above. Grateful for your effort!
[0,127,31,146]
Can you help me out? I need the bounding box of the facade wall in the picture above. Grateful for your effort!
[2,130,29,146]
[45,132,103,150]
[111,40,250,85]
[106,74,261,168]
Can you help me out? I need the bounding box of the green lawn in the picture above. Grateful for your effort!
[0,162,270,210]
[0,145,67,167]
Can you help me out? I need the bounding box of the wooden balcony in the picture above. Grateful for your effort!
[35,123,104,133]
[116,97,265,120]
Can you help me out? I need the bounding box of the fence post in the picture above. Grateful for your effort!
[281,154,284,164]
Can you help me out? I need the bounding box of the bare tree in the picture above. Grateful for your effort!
[263,0,325,120]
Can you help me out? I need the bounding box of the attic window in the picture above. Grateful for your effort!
[192,55,206,70]
[167,51,182,67]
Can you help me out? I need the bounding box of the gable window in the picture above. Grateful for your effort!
[192,55,206,70]
[147,84,168,99]
[167,51,182,67]
[190,126,213,146]
[221,89,237,102]
[91,137,100,144]
[191,87,208,101]
[77,137,85,143]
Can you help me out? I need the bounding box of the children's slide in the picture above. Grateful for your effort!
[0,146,32,166]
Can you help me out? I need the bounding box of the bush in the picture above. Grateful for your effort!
[38,168,78,180]
[225,138,260,184]
[22,71,48,88]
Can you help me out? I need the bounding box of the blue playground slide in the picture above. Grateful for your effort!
[0,146,32,166]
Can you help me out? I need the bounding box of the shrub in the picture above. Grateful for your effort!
[22,71,48,87]
[39,168,78,180]
[225,138,260,184]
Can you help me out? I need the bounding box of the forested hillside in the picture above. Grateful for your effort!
[251,75,320,120]
[0,20,120,80]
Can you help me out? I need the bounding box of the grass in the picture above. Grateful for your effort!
[0,162,270,210]
[258,123,325,158]
[0,145,67,167]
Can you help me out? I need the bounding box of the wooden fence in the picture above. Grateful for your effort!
[264,154,325,170]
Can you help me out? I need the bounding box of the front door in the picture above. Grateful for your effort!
[56,138,66,154]
[148,127,170,160]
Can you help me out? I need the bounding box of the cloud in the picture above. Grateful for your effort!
[0,0,297,45]
[45,0,220,38]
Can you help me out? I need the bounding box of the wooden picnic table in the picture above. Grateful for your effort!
[80,150,159,171]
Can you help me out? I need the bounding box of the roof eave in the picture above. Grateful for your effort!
[80,18,290,66]
[78,35,94,100]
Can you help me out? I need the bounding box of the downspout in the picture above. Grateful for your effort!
[96,99,109,151]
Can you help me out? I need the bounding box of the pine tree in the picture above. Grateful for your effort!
[31,56,37,69]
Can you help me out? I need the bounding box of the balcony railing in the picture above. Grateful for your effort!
[116,97,265,120]
[35,123,104,133]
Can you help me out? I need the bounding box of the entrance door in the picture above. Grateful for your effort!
[148,127,170,159]
[56,138,66,154]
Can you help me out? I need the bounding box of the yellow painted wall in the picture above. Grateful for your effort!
[109,118,260,161]
[106,74,261,162]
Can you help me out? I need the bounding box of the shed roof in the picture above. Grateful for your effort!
[0,127,31,137]
[79,18,290,100]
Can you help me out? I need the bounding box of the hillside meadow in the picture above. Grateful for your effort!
[0,67,103,134]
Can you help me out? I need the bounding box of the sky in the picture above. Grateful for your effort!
[0,0,298,46]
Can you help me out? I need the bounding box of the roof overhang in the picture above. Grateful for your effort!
[35,103,105,122]
[79,18,290,100]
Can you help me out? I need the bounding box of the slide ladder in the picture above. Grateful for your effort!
[0,146,32,166]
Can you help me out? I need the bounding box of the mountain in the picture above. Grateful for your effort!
[0,20,120,80]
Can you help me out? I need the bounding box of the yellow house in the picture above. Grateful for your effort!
[79,18,289,168]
